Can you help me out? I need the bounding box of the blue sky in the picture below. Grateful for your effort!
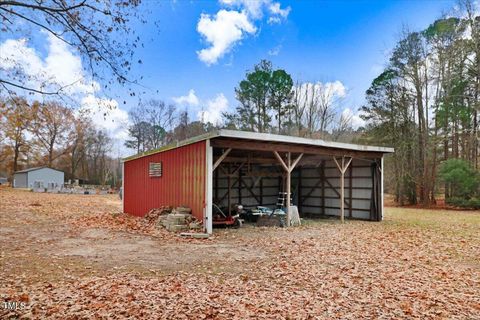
[0,0,459,155]
[125,0,455,120]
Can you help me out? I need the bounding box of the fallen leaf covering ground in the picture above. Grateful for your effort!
[1,187,479,319]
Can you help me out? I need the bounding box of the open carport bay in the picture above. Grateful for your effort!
[213,150,380,221]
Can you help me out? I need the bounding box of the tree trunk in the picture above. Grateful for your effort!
[278,105,281,133]
[13,141,20,172]
[415,78,427,205]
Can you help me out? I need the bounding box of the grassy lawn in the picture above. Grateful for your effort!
[1,187,479,319]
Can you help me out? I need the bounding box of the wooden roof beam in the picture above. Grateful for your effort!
[211,138,383,159]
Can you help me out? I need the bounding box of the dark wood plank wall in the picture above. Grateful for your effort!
[212,154,380,220]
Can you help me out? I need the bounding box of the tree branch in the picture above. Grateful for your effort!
[0,0,87,13]
[0,7,73,46]
[0,79,81,96]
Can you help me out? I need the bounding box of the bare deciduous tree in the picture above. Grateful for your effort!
[0,97,35,171]
[31,101,74,166]
[0,0,148,99]
[291,81,344,138]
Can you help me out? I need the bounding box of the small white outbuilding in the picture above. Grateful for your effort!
[13,167,64,189]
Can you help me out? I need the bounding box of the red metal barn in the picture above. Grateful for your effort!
[123,140,207,221]
[123,130,394,234]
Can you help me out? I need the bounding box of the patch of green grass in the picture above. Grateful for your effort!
[300,217,339,227]
[384,207,480,237]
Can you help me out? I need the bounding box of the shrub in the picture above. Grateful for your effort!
[446,197,480,209]
[438,159,480,199]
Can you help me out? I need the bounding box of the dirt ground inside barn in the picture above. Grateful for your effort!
[1,187,479,319]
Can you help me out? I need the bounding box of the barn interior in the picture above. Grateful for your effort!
[210,137,383,224]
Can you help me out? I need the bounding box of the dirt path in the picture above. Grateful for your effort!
[0,188,268,279]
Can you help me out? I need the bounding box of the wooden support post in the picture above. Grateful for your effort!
[349,164,353,218]
[278,175,282,207]
[206,139,213,234]
[340,158,345,223]
[324,177,351,208]
[272,151,304,226]
[238,165,242,204]
[286,152,291,226]
[380,157,384,221]
[298,167,302,211]
[227,163,231,216]
[321,161,325,215]
[260,178,264,206]
[333,156,353,223]
[214,167,219,202]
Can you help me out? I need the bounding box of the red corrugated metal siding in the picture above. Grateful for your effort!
[123,141,206,221]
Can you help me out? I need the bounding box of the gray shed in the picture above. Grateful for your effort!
[13,167,64,189]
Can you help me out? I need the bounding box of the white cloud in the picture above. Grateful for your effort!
[0,38,43,77]
[0,33,99,96]
[294,81,347,107]
[172,89,200,106]
[324,80,347,98]
[197,10,256,65]
[0,33,130,155]
[172,89,230,125]
[267,17,281,24]
[197,0,290,65]
[267,2,290,24]
[295,80,346,101]
[268,2,290,17]
[80,95,130,141]
[341,108,366,130]
[268,44,282,56]
[219,0,264,18]
[219,0,290,20]
[198,93,229,125]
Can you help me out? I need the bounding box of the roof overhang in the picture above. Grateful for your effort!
[123,129,394,162]
[14,166,65,174]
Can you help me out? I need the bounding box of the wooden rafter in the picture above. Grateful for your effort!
[213,148,232,171]
[291,153,304,169]
[333,156,353,174]
[273,151,289,172]
[217,157,279,165]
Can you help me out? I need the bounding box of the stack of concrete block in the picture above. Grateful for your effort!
[160,213,191,232]
[144,206,172,224]
[157,206,202,232]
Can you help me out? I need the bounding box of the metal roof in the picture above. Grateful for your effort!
[123,129,394,162]
[14,167,64,174]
